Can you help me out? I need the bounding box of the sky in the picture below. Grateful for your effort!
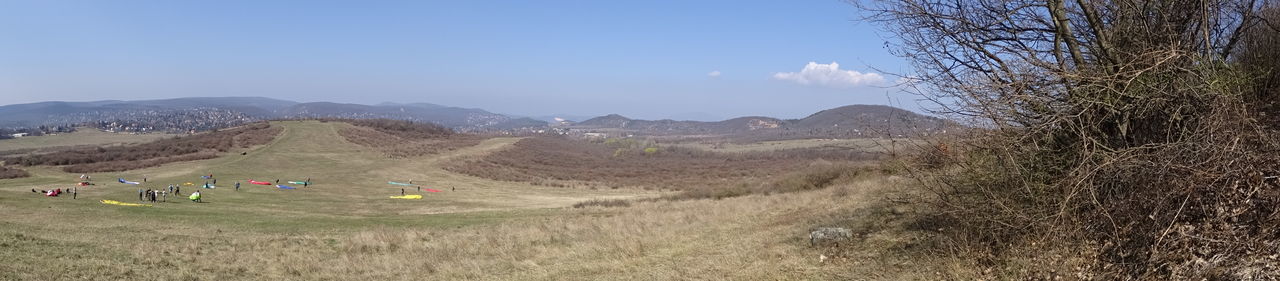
[0,0,916,121]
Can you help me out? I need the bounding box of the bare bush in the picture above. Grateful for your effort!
[334,118,453,139]
[863,0,1280,278]
[5,122,280,172]
[0,165,30,179]
[571,199,632,208]
[332,119,482,158]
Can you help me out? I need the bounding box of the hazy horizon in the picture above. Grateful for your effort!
[0,0,919,121]
[0,95,923,122]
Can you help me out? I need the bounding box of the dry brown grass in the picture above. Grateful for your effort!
[0,120,957,280]
[0,175,949,280]
[446,136,880,191]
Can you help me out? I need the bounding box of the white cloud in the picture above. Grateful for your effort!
[707,70,722,77]
[772,62,885,87]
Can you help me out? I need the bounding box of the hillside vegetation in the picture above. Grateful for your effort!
[4,122,280,173]
[446,136,882,197]
[573,104,951,139]
[0,129,179,156]
[330,118,485,158]
[0,166,29,179]
[866,1,1280,278]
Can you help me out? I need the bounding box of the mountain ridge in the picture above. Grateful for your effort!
[0,97,948,138]
[572,104,948,138]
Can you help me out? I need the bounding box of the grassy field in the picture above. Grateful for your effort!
[0,120,940,280]
[0,129,179,153]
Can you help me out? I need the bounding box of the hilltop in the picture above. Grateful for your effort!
[573,104,950,138]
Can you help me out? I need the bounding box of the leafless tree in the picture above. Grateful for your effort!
[859,0,1280,278]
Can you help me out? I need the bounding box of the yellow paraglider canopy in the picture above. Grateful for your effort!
[390,195,422,199]
[101,200,151,207]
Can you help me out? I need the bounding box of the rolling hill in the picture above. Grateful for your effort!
[572,104,950,138]
[0,97,547,132]
[0,97,946,138]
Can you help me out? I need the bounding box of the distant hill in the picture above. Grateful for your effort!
[0,97,948,138]
[283,102,546,131]
[0,97,286,132]
[571,104,950,138]
[0,97,546,132]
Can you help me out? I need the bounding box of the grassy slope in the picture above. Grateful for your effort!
[0,120,937,280]
[0,129,179,153]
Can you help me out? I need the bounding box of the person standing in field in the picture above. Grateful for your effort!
[235,182,240,191]
[138,189,144,201]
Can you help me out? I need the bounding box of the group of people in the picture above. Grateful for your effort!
[31,188,74,198]
[35,173,314,204]
[138,189,166,202]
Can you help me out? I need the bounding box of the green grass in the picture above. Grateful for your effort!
[0,129,179,153]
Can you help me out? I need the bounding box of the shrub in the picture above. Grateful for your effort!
[865,0,1280,278]
[0,166,30,179]
[332,119,481,158]
[4,122,280,172]
[572,199,632,208]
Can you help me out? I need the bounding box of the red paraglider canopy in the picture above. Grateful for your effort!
[248,180,273,185]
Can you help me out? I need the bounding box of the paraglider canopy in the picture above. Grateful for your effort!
[102,200,150,207]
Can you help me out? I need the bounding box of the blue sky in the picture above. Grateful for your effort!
[0,0,914,120]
